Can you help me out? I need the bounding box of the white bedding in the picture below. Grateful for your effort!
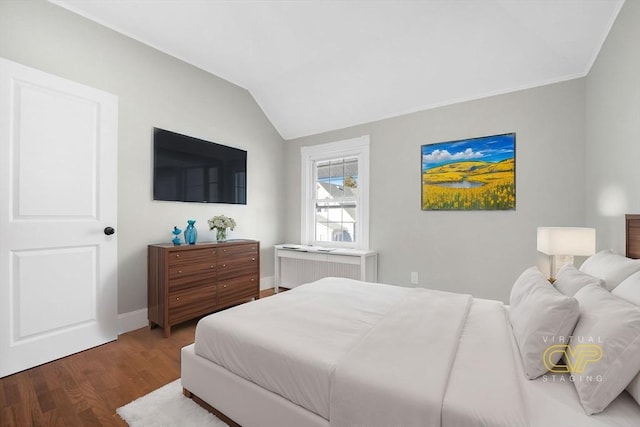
[193,277,640,427]
[442,298,528,427]
[195,277,415,419]
[330,284,471,427]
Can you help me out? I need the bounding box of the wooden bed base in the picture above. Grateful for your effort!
[182,387,241,427]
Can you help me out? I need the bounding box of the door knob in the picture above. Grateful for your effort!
[104,227,116,236]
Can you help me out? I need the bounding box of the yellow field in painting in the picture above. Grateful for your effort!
[422,159,515,210]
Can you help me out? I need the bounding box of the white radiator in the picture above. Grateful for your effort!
[274,246,377,290]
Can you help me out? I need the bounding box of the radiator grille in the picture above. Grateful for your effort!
[280,257,361,288]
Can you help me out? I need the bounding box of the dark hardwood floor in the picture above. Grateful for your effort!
[0,289,280,426]
[0,319,197,427]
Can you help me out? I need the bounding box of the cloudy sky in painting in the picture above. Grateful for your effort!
[422,133,514,170]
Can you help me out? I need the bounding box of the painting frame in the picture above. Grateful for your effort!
[421,133,516,211]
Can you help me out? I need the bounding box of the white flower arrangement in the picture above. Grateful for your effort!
[208,215,236,231]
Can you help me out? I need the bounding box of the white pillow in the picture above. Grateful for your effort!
[553,264,604,297]
[612,270,640,307]
[509,268,580,379]
[509,266,547,307]
[579,249,640,291]
[611,271,640,405]
[627,373,640,406]
[568,284,640,414]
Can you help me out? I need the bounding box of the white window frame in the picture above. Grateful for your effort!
[301,135,370,250]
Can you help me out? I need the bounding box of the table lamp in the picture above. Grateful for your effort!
[537,227,596,280]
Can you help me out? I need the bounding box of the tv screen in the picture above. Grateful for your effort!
[153,128,247,204]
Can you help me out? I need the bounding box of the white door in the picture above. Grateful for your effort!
[0,58,118,377]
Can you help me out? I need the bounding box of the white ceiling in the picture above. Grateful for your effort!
[50,0,624,140]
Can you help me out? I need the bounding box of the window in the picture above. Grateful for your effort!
[301,136,369,249]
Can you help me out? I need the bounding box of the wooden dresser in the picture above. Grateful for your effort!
[148,240,259,337]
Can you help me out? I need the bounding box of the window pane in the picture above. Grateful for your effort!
[315,160,332,200]
[314,203,330,242]
[315,157,359,200]
[315,201,357,244]
[330,222,354,242]
[316,182,330,200]
[329,161,345,198]
[344,159,358,197]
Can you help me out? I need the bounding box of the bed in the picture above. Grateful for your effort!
[181,215,640,427]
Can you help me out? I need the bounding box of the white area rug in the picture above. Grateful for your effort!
[117,379,229,427]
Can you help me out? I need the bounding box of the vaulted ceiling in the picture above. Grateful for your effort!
[50,0,624,140]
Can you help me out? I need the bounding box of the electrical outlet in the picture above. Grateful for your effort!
[411,271,419,285]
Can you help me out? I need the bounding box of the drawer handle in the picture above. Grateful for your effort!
[178,270,183,274]
[210,265,214,268]
[251,278,255,282]
[222,284,227,288]
[223,249,227,252]
[175,254,180,258]
[251,258,255,261]
[222,264,226,267]
[176,297,180,301]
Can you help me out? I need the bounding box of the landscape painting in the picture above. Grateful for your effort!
[421,133,515,210]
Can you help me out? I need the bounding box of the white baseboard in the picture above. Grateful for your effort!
[118,308,148,335]
[260,275,275,291]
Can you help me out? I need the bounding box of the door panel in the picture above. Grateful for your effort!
[15,82,98,218]
[13,247,96,338]
[0,57,118,377]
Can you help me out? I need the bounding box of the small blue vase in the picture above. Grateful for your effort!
[172,226,182,245]
[184,220,197,245]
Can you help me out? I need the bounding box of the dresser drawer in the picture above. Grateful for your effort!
[167,276,214,292]
[217,275,258,308]
[219,243,258,258]
[168,247,217,266]
[168,260,216,280]
[168,284,217,324]
[217,255,258,280]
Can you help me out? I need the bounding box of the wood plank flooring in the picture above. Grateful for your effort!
[0,289,280,426]
[0,319,197,427]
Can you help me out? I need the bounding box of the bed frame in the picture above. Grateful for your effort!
[181,344,327,427]
[626,214,640,258]
[182,214,640,427]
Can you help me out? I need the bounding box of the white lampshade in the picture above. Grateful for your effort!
[537,227,596,256]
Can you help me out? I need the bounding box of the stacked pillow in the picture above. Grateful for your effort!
[612,270,640,306]
[510,252,640,415]
[553,264,603,297]
[568,284,640,414]
[509,267,580,379]
[612,271,640,406]
[579,249,640,291]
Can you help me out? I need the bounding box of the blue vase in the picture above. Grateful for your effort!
[172,226,182,245]
[184,220,197,245]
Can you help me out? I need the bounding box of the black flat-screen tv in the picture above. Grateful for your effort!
[153,128,247,204]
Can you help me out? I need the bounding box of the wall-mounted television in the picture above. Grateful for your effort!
[153,128,247,204]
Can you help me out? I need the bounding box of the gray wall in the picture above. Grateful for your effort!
[2,0,636,310]
[285,79,587,302]
[585,0,640,252]
[0,0,286,314]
